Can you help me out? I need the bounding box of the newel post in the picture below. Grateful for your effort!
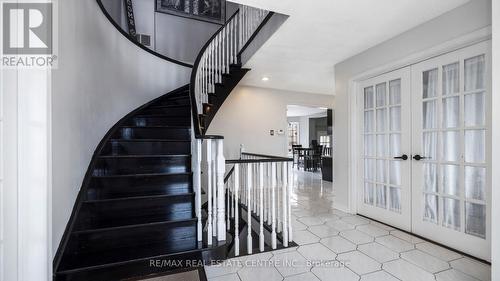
[216,139,226,241]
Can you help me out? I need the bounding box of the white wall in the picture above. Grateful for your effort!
[207,86,334,159]
[491,0,499,279]
[51,0,190,258]
[333,0,492,212]
[102,0,239,64]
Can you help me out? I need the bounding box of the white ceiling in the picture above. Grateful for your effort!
[287,105,327,117]
[231,0,470,95]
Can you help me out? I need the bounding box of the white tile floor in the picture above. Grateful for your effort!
[206,170,491,281]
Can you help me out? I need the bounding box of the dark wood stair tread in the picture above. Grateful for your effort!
[108,139,190,142]
[83,192,195,203]
[97,154,190,158]
[92,172,192,178]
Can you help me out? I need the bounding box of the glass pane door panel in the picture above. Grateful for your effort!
[443,62,459,95]
[376,109,387,132]
[376,185,387,208]
[443,96,459,128]
[441,131,460,162]
[422,132,437,160]
[423,163,437,193]
[364,135,375,157]
[423,100,437,129]
[389,79,401,105]
[441,164,460,197]
[364,183,374,205]
[424,194,438,223]
[465,202,486,238]
[389,187,401,212]
[364,87,374,109]
[389,161,401,186]
[376,134,387,157]
[390,106,401,131]
[376,83,387,107]
[364,111,374,132]
[365,159,375,181]
[389,134,401,157]
[464,55,485,91]
[465,92,485,126]
[376,160,386,182]
[465,166,486,201]
[465,130,485,163]
[442,198,461,230]
[423,69,438,98]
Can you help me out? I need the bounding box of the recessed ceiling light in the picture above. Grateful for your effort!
[262,77,270,81]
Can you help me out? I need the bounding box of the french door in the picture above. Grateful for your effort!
[411,41,491,260]
[358,41,491,260]
[358,67,412,231]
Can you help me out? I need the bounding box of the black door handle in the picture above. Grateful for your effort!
[413,154,428,161]
[394,154,408,160]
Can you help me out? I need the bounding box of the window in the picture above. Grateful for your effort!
[288,122,299,153]
[320,135,330,148]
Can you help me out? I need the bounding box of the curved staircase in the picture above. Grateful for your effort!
[54,3,289,281]
[54,87,228,281]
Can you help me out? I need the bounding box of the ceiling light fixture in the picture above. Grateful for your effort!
[262,77,270,81]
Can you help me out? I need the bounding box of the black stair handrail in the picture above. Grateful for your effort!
[95,0,193,68]
[240,152,293,160]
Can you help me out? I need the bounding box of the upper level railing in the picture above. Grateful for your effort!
[189,5,270,137]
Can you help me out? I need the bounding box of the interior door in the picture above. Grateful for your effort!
[411,41,491,260]
[358,67,412,231]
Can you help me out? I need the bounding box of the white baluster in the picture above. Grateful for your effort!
[233,18,237,63]
[267,162,272,223]
[259,162,265,252]
[212,140,217,237]
[231,175,235,218]
[222,28,225,75]
[271,162,277,249]
[277,162,281,233]
[227,180,231,230]
[253,162,257,213]
[239,9,242,49]
[219,33,223,79]
[234,164,240,256]
[216,139,226,241]
[282,161,288,246]
[226,24,230,73]
[247,163,252,254]
[194,139,202,242]
[288,161,293,242]
[229,19,233,64]
[210,42,214,93]
[206,139,213,245]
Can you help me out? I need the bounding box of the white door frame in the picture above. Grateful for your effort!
[346,27,492,216]
[1,68,53,280]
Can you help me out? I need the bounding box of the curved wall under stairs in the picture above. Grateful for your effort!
[52,0,191,259]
